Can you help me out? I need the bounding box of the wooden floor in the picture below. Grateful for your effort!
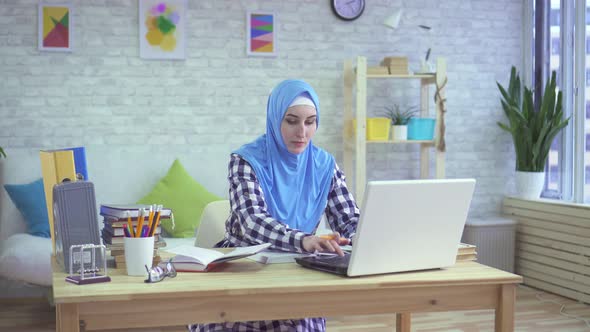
[1,285,589,332]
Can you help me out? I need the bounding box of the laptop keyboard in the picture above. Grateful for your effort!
[315,253,351,268]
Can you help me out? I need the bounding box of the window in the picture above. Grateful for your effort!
[550,8,560,26]
[552,38,561,55]
[531,0,588,203]
[544,0,563,197]
[584,3,590,203]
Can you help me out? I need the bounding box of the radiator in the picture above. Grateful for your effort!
[503,197,590,304]
[461,217,516,273]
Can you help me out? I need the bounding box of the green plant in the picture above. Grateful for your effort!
[381,104,418,125]
[497,66,570,172]
[0,147,5,158]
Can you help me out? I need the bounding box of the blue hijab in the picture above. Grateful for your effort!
[233,79,335,233]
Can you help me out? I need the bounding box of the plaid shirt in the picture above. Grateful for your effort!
[190,154,359,332]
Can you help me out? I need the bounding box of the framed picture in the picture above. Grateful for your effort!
[139,0,187,60]
[38,3,72,52]
[246,11,277,57]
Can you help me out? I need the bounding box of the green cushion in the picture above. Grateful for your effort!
[137,159,222,238]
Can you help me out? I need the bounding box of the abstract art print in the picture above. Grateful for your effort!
[139,0,187,60]
[247,12,277,57]
[38,4,72,52]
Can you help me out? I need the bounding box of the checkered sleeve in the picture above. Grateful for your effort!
[225,154,308,253]
[324,162,359,239]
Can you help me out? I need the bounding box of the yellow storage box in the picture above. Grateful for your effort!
[353,117,391,141]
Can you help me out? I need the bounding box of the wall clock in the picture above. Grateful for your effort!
[331,0,365,21]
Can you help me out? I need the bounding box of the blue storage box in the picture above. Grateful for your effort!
[408,118,435,140]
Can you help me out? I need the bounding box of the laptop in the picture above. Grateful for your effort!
[295,178,476,277]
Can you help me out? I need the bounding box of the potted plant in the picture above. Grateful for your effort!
[497,66,570,199]
[381,104,417,141]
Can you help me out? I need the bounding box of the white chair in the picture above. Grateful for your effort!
[194,200,230,248]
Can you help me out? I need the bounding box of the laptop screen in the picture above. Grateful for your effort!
[346,178,476,276]
[295,179,476,277]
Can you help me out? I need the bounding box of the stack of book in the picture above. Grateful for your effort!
[456,243,477,262]
[100,204,172,269]
[381,56,409,75]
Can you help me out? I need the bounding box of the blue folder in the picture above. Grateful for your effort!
[58,146,88,181]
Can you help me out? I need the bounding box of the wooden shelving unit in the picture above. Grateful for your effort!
[343,56,447,200]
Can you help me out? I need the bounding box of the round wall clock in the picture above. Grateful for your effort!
[331,0,365,21]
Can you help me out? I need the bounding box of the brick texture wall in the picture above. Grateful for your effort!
[0,0,521,217]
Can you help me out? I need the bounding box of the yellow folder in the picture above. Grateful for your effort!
[39,149,76,254]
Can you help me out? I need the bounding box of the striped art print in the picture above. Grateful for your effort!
[247,11,277,57]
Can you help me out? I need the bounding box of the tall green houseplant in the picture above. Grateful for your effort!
[497,67,570,172]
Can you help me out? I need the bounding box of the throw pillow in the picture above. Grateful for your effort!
[137,159,222,238]
[4,178,50,238]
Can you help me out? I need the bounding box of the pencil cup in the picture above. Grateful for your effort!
[123,236,154,276]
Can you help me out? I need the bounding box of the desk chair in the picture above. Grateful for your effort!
[194,200,229,248]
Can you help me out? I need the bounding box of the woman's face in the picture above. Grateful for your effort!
[280,105,317,154]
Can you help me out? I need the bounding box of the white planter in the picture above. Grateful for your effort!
[514,171,545,199]
[391,125,407,141]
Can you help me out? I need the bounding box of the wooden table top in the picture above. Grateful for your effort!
[52,256,522,304]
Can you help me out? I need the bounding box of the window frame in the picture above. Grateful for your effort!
[528,0,587,203]
[573,0,586,202]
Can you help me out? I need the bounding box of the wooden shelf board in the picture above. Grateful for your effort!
[367,139,435,145]
[345,139,435,146]
[366,74,435,79]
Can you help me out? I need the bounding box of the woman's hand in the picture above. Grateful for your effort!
[302,232,350,256]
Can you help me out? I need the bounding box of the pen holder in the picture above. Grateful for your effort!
[124,236,154,276]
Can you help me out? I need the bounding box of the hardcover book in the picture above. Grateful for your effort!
[100,204,172,219]
[102,224,162,237]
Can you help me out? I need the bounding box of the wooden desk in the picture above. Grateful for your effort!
[53,259,522,332]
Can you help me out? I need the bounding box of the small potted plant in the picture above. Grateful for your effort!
[381,104,417,141]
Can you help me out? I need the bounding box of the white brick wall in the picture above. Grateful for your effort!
[0,0,521,217]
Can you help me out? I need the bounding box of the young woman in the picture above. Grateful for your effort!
[190,79,359,332]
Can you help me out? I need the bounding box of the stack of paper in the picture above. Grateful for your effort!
[456,243,477,262]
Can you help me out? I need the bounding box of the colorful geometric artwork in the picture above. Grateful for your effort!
[247,12,277,57]
[139,0,187,60]
[38,4,72,52]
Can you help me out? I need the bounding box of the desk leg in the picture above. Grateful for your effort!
[395,313,411,332]
[56,303,80,332]
[495,284,516,332]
